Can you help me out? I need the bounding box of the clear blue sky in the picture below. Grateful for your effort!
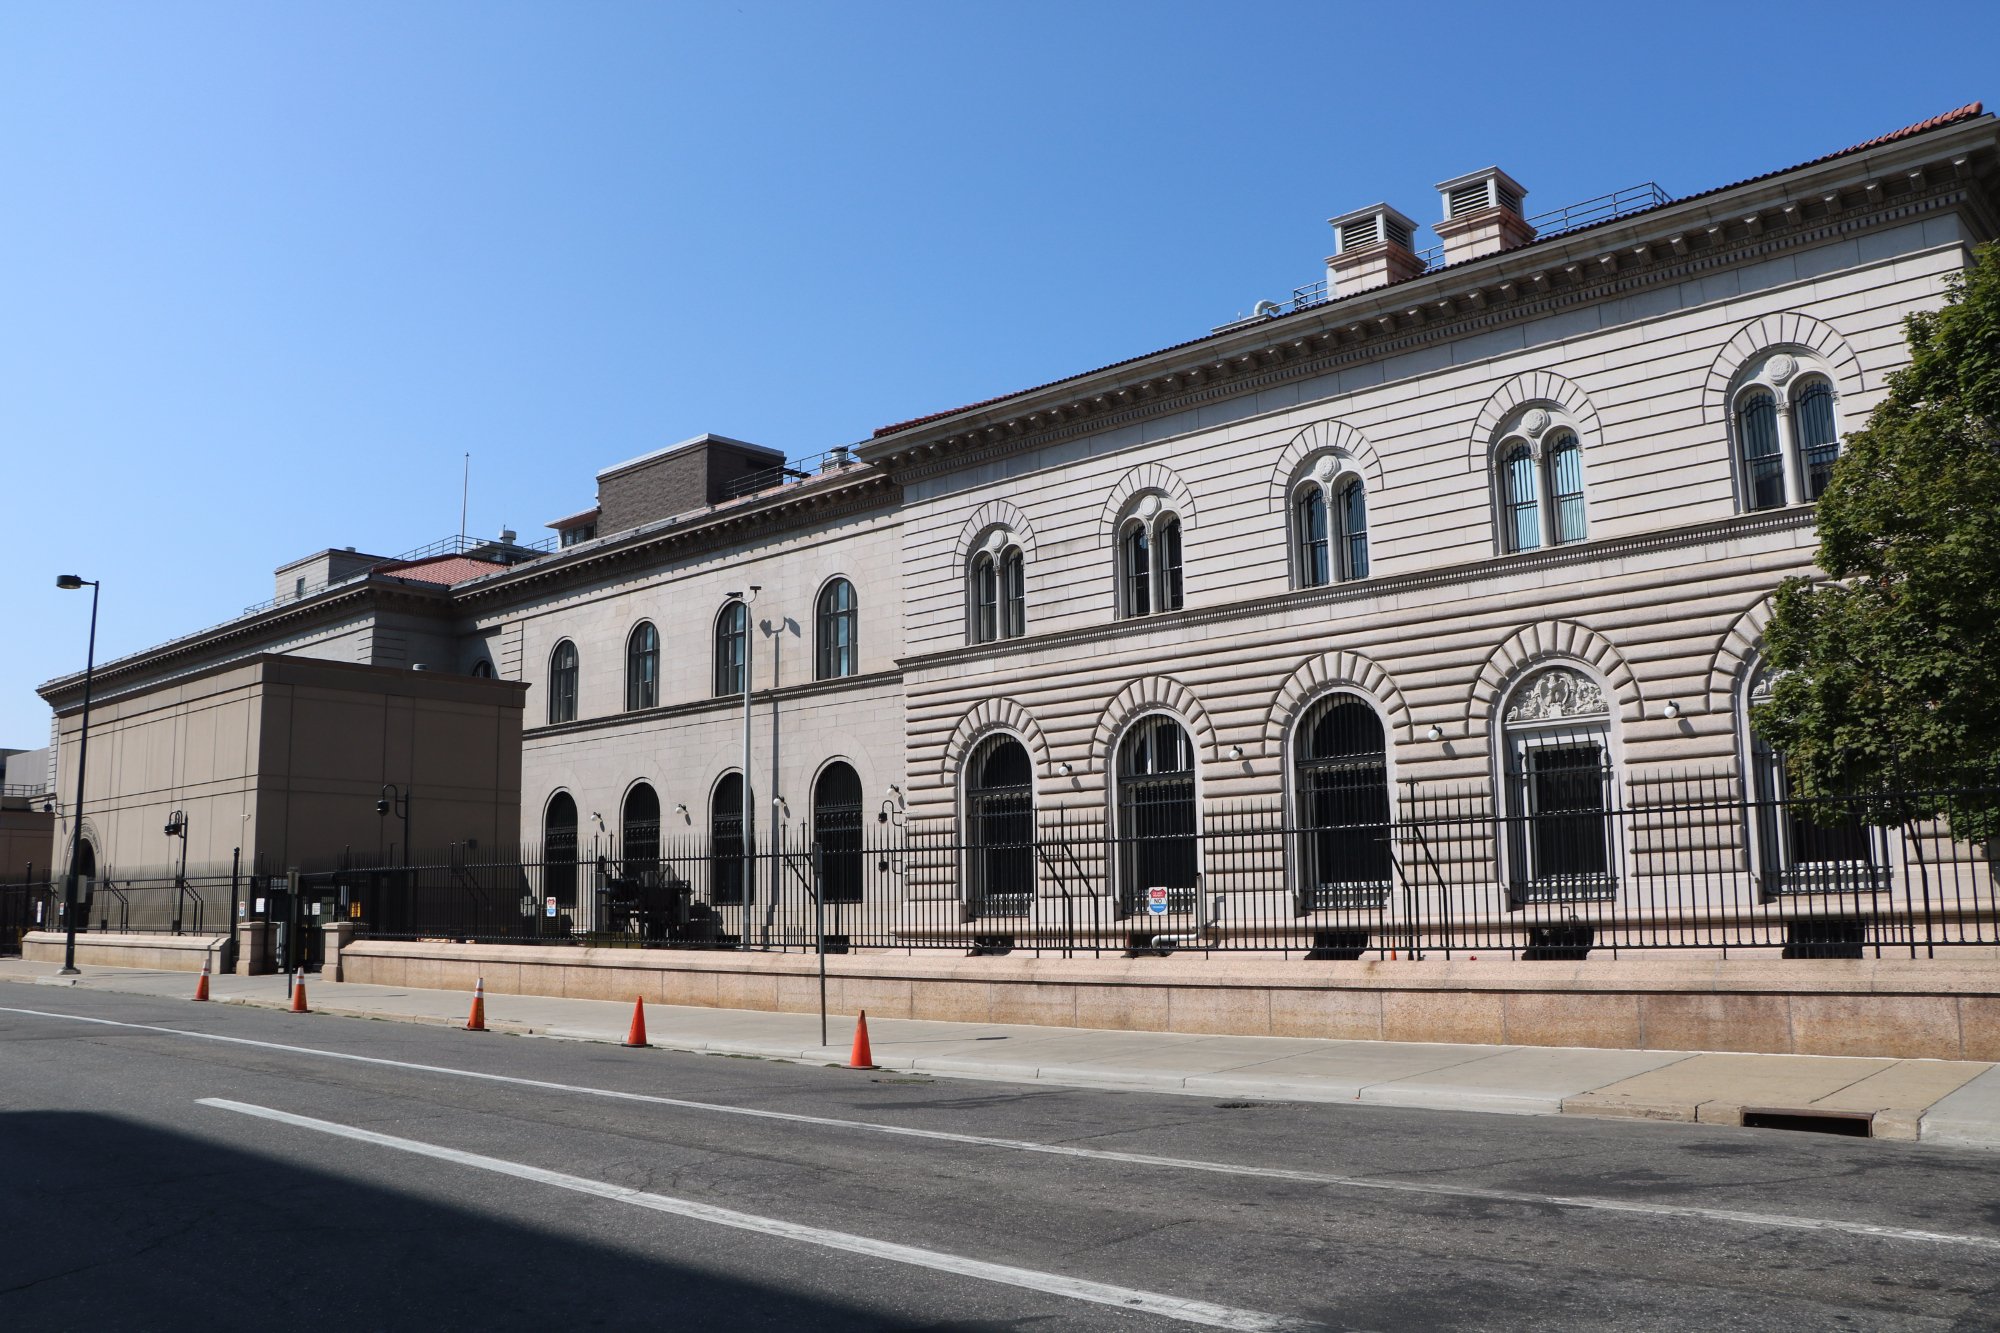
[3,1,1994,746]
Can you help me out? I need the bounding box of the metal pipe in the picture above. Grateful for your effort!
[57,576,100,976]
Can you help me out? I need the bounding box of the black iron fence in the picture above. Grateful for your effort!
[8,777,1994,961]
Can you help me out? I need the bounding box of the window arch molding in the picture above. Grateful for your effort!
[1466,371,1602,473]
[1090,675,1218,773]
[1486,402,1591,554]
[1726,350,1847,510]
[941,697,1051,788]
[1097,461,1197,545]
[1286,451,1371,587]
[965,524,1027,645]
[1265,418,1384,509]
[1703,313,1864,426]
[1460,619,1645,739]
[1263,651,1413,756]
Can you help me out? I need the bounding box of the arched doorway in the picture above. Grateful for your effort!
[622,784,660,882]
[711,773,745,905]
[543,793,578,905]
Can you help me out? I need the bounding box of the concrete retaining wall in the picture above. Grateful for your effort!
[23,931,228,972]
[339,941,2000,1061]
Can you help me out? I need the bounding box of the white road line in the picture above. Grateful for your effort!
[196,1097,1311,1333]
[9,1003,1998,1254]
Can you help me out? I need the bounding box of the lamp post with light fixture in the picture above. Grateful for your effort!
[164,809,189,933]
[54,574,100,975]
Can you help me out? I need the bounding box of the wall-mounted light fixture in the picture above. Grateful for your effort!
[1057,761,1073,776]
[1426,725,1443,742]
[1663,701,1681,719]
[1228,744,1244,760]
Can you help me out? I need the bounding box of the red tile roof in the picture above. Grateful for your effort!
[374,555,513,586]
[870,102,1986,440]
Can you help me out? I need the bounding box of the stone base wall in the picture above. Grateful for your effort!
[24,930,228,972]
[339,941,2000,1061]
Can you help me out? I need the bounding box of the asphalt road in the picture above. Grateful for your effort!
[3,988,1998,1332]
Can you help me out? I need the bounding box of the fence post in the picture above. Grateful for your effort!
[813,839,827,1048]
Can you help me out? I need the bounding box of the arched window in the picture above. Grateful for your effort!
[1792,379,1839,500]
[1001,548,1026,638]
[1499,667,1616,902]
[622,783,660,883]
[625,622,660,711]
[1158,518,1183,612]
[815,579,858,680]
[1294,487,1329,588]
[1115,716,1198,914]
[1745,672,1881,895]
[710,772,745,905]
[1293,696,1391,910]
[1545,433,1586,545]
[1121,523,1151,616]
[1737,389,1784,511]
[543,792,578,905]
[713,601,748,697]
[1500,444,1540,552]
[813,762,864,904]
[471,659,494,678]
[966,735,1034,914]
[971,554,998,643]
[1337,478,1369,579]
[548,640,579,724]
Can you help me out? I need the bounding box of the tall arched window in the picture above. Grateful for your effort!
[1745,672,1881,895]
[1792,379,1839,501]
[1001,549,1026,638]
[1158,518,1183,612]
[1294,696,1391,910]
[1121,523,1151,616]
[815,579,858,681]
[1294,487,1329,588]
[543,792,578,905]
[1500,667,1616,902]
[966,735,1034,914]
[1546,432,1586,545]
[1736,389,1785,511]
[1500,445,1540,552]
[971,554,999,643]
[625,622,659,711]
[713,601,748,697]
[622,783,660,883]
[1115,716,1198,914]
[548,640,579,724]
[710,772,745,905]
[1337,478,1369,579]
[813,762,864,904]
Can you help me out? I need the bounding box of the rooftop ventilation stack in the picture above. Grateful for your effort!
[1432,167,1534,265]
[1324,204,1424,297]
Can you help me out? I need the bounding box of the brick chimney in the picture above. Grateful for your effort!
[1432,167,1534,265]
[1325,204,1424,297]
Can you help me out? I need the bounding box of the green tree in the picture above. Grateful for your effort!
[1753,242,2000,842]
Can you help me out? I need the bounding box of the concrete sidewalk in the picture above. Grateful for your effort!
[6,957,1999,1148]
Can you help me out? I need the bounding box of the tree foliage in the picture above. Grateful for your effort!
[1754,243,2000,841]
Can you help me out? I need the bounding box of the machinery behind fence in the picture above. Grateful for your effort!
[6,777,1997,961]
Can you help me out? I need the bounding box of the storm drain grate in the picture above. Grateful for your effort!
[1740,1108,1873,1137]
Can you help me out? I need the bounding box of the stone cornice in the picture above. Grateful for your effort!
[897,506,1821,676]
[36,579,453,708]
[452,471,901,609]
[863,121,1997,483]
[522,667,903,742]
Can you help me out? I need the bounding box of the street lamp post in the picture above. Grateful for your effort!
[725,586,760,924]
[55,574,100,976]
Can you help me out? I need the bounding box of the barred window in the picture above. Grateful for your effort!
[711,772,745,905]
[1293,695,1390,910]
[813,762,864,904]
[1746,672,1882,896]
[1546,433,1586,545]
[1121,523,1151,617]
[1499,667,1616,902]
[1737,389,1784,511]
[1294,487,1329,588]
[1115,716,1198,914]
[1001,549,1025,639]
[543,792,578,905]
[548,640,579,724]
[1500,444,1540,552]
[1338,477,1370,578]
[965,735,1034,914]
[815,579,857,680]
[971,554,998,643]
[622,783,660,883]
[625,622,659,711]
[1792,379,1840,501]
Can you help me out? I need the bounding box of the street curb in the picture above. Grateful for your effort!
[7,969,1998,1147]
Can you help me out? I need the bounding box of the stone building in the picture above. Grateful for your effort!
[35,103,2000,950]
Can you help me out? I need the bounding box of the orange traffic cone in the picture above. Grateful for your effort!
[465,977,487,1032]
[848,1010,876,1070]
[623,996,648,1048]
[289,968,309,1013]
[193,959,210,1002]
